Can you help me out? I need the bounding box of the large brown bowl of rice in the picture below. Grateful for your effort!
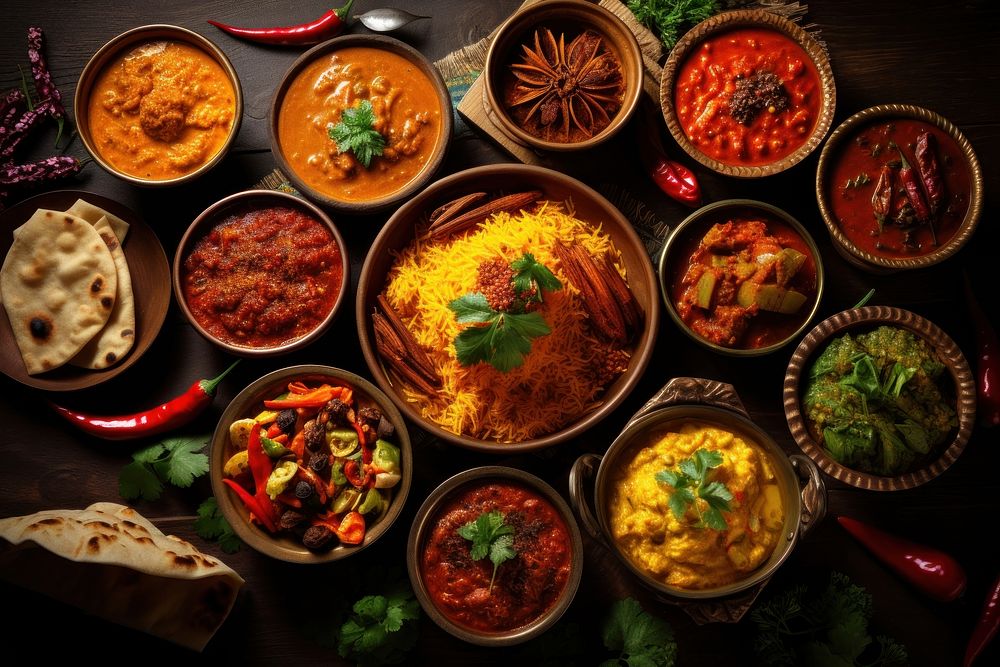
[357,164,660,452]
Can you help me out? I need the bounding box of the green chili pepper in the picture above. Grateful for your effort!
[260,433,290,458]
[331,461,347,486]
[373,439,400,474]
[265,460,298,499]
[327,428,359,457]
[331,488,361,514]
[358,488,383,515]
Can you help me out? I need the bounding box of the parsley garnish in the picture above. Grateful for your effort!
[456,511,517,592]
[600,597,677,667]
[655,448,733,530]
[118,435,210,502]
[194,497,242,554]
[627,0,718,50]
[448,253,561,372]
[337,588,421,665]
[327,99,385,168]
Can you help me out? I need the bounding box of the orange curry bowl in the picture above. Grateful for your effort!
[75,24,243,187]
[660,10,836,177]
[658,199,824,356]
[270,34,452,215]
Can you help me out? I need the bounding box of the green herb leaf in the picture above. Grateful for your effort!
[118,435,210,502]
[327,99,386,168]
[159,436,210,487]
[336,587,421,665]
[655,448,732,530]
[511,252,562,300]
[627,0,718,50]
[602,597,677,667]
[457,511,517,592]
[119,461,163,501]
[450,309,550,372]
[194,497,242,554]
[448,292,495,324]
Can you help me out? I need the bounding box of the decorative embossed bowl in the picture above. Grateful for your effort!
[570,377,825,623]
[784,306,976,490]
[659,10,835,177]
[483,0,643,152]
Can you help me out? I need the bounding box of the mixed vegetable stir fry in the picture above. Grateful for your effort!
[222,379,402,550]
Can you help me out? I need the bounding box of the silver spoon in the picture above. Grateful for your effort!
[357,8,430,32]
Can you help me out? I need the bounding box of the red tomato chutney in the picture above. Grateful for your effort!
[674,28,822,166]
[825,118,972,258]
[182,206,343,348]
[420,481,572,633]
[670,212,818,349]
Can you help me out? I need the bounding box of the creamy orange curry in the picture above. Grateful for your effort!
[277,46,442,202]
[87,41,236,180]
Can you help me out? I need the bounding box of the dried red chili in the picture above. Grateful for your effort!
[871,164,894,231]
[964,273,1000,427]
[915,130,945,215]
[896,145,934,238]
[207,0,354,46]
[965,574,1000,667]
[50,361,239,441]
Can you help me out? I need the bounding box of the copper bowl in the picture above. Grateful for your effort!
[659,10,836,177]
[75,25,243,187]
[356,164,660,452]
[173,190,349,357]
[784,306,976,490]
[210,365,412,564]
[483,0,643,152]
[815,104,984,273]
[269,34,452,215]
[407,466,583,645]
[570,377,825,624]
[658,199,825,357]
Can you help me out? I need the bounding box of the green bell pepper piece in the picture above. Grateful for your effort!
[372,439,400,474]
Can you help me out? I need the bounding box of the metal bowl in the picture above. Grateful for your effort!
[75,24,243,187]
[407,466,584,645]
[658,199,825,357]
[570,377,825,623]
[173,190,349,357]
[210,365,412,564]
[784,306,976,490]
[483,0,643,152]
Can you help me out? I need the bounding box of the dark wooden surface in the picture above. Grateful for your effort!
[2,1,999,664]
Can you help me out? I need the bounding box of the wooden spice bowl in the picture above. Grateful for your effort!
[483,0,643,152]
[783,306,976,491]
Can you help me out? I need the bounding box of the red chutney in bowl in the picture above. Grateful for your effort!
[825,118,972,258]
[182,206,343,348]
[420,481,572,632]
[674,28,822,166]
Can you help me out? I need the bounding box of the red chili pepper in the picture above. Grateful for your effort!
[50,361,239,441]
[207,0,354,46]
[915,131,945,215]
[246,420,273,495]
[838,516,966,602]
[871,164,895,232]
[335,511,365,545]
[636,103,702,207]
[222,478,278,533]
[964,273,1000,427]
[896,144,936,246]
[965,574,1000,667]
[344,459,368,488]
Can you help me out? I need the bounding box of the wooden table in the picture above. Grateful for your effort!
[2,1,998,664]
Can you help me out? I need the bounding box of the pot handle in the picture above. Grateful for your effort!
[569,453,608,547]
[790,454,826,538]
[625,377,748,430]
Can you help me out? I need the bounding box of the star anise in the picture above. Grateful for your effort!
[507,28,623,142]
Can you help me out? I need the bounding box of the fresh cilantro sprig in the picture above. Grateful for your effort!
[655,448,733,530]
[601,597,677,667]
[327,99,385,168]
[194,497,242,554]
[448,253,561,372]
[119,435,210,502]
[457,511,517,593]
[337,588,421,666]
[627,0,718,50]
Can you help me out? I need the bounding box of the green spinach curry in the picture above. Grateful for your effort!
[804,326,956,476]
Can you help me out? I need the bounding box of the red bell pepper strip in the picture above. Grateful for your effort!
[838,516,966,602]
[246,422,272,492]
[289,430,306,458]
[964,273,1000,427]
[207,0,355,46]
[222,478,278,533]
[264,384,340,409]
[266,422,283,439]
[335,511,365,545]
[965,574,1000,667]
[344,460,369,489]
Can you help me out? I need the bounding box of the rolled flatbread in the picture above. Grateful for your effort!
[0,502,244,652]
[0,209,117,375]
[69,216,136,369]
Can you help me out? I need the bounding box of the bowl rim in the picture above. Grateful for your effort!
[591,404,804,599]
[172,189,350,357]
[783,305,977,490]
[355,163,660,452]
[268,33,453,214]
[659,9,837,178]
[406,465,584,645]
[74,24,243,187]
[483,0,644,152]
[657,198,826,356]
[209,364,413,563]
[814,103,984,272]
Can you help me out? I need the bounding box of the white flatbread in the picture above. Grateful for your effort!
[69,216,136,369]
[0,502,244,652]
[66,198,130,243]
[0,209,117,375]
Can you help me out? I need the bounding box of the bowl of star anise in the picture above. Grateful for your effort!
[484,0,643,152]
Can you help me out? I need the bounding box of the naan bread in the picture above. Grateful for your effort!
[66,198,130,243]
[0,209,117,375]
[0,502,244,652]
[69,216,136,369]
